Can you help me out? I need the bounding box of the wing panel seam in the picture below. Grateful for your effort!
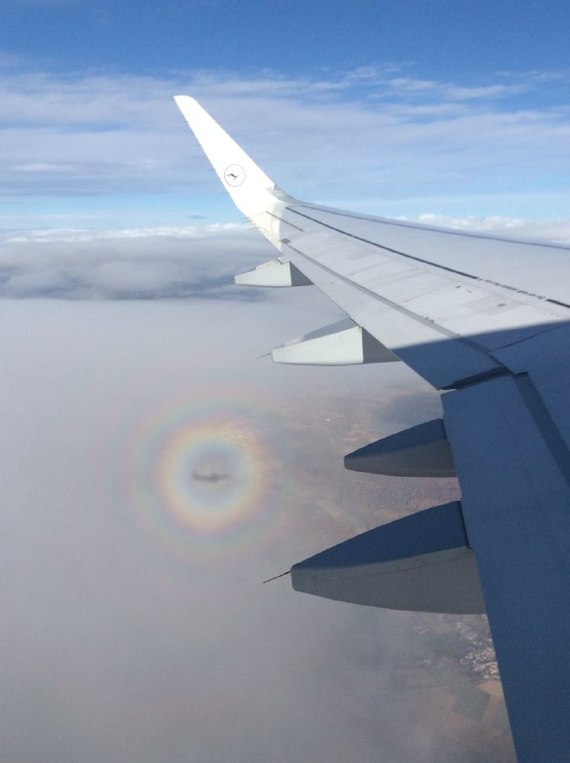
[282,240,508,379]
[266,210,304,232]
[295,202,570,252]
[282,240,459,340]
[286,207,570,311]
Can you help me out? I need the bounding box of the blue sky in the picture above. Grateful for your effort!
[1,0,570,231]
[5,0,570,80]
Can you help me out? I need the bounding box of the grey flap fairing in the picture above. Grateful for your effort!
[292,502,484,614]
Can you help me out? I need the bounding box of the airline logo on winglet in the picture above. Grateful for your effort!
[224,164,245,187]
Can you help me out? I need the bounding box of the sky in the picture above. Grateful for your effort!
[1,0,570,231]
[1,1,569,761]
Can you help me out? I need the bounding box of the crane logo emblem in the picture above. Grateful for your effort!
[224,164,246,187]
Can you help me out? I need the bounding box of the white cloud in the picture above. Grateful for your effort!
[384,76,528,102]
[0,224,277,299]
[0,288,482,762]
[411,214,570,244]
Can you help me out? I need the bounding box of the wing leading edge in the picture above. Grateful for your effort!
[174,95,570,762]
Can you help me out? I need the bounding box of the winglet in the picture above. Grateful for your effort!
[174,96,293,231]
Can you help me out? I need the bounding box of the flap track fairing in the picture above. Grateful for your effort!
[291,502,484,614]
[272,318,397,366]
[345,418,455,477]
[235,259,312,287]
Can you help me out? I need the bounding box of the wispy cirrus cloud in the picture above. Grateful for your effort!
[0,61,569,228]
[410,214,570,244]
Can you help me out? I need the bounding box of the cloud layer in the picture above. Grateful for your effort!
[0,291,512,762]
[0,225,276,299]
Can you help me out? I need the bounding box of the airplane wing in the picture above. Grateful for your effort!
[174,95,570,762]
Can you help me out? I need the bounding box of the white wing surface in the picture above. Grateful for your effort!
[174,95,570,762]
